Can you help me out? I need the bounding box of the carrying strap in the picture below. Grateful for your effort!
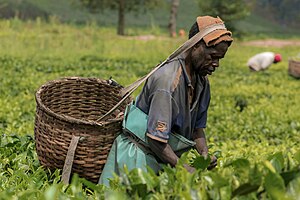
[61,135,80,184]
[123,130,154,156]
[97,23,226,122]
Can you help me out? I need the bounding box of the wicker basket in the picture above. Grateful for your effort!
[288,59,300,79]
[34,77,130,183]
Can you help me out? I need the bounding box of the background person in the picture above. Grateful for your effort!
[99,16,233,186]
[247,52,282,71]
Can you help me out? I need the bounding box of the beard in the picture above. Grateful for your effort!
[192,61,211,76]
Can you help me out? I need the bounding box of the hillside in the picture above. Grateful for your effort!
[0,19,300,198]
[0,0,299,38]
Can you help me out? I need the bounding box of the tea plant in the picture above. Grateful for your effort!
[0,19,299,199]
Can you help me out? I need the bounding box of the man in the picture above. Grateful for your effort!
[247,52,282,71]
[99,16,233,186]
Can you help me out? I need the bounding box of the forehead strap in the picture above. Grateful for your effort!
[167,24,226,60]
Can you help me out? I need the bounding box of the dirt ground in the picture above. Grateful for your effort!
[242,39,300,47]
[131,36,300,48]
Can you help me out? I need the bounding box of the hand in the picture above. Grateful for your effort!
[207,155,217,170]
[183,164,196,173]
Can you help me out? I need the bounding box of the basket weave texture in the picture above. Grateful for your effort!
[288,59,300,78]
[34,77,130,183]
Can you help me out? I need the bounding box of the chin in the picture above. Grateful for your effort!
[199,73,208,77]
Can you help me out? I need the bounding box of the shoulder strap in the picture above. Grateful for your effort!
[97,23,226,122]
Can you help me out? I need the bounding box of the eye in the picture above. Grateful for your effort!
[211,54,224,60]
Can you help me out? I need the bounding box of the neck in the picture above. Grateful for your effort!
[184,54,196,86]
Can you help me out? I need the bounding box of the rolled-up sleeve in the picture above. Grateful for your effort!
[146,89,178,143]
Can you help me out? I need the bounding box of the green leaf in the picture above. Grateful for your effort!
[128,168,147,185]
[128,168,150,197]
[268,152,284,173]
[286,176,300,199]
[204,172,228,188]
[105,190,129,200]
[80,178,99,191]
[44,184,59,200]
[249,164,262,185]
[192,155,210,170]
[225,158,250,169]
[265,171,286,199]
[294,150,300,163]
[220,186,232,200]
[232,183,260,197]
[280,170,300,186]
[264,160,276,173]
[7,168,13,175]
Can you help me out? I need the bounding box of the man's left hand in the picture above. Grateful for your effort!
[207,155,217,170]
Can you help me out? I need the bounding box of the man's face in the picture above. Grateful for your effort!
[190,41,229,76]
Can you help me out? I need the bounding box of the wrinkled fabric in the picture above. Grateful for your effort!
[98,102,196,186]
[196,16,233,47]
[247,52,275,71]
[98,133,161,186]
[137,56,210,143]
[98,16,233,186]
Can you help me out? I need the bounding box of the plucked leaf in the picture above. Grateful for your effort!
[192,155,210,170]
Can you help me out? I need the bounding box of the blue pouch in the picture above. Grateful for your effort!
[122,101,148,143]
[123,101,195,152]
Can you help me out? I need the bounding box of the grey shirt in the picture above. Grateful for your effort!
[136,56,210,143]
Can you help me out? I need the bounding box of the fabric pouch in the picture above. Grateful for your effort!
[122,101,148,142]
[100,101,196,186]
[123,101,195,152]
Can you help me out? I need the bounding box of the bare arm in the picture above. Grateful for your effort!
[147,137,195,173]
[193,128,217,169]
[193,128,208,156]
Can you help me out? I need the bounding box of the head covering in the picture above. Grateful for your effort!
[274,53,282,63]
[196,16,233,47]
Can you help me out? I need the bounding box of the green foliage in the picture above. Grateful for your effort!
[256,0,300,28]
[1,0,300,38]
[79,0,161,13]
[197,0,250,36]
[78,0,163,35]
[0,19,300,199]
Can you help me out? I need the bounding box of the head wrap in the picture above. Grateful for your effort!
[196,16,233,47]
[274,53,282,63]
[163,16,233,61]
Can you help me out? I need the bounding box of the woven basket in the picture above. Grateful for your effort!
[34,77,130,183]
[288,59,300,79]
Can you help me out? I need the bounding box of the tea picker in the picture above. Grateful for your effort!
[98,15,233,186]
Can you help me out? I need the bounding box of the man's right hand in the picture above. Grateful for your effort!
[147,137,179,167]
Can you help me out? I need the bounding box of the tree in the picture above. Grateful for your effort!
[79,0,161,35]
[168,0,180,37]
[256,0,300,28]
[197,0,250,35]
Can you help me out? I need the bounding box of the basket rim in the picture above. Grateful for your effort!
[35,76,123,126]
[289,59,300,63]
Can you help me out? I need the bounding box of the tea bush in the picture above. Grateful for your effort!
[0,19,299,199]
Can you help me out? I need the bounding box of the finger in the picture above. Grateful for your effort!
[207,161,217,170]
[207,164,216,170]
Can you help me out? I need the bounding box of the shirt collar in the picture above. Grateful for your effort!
[177,55,205,111]
[177,55,193,88]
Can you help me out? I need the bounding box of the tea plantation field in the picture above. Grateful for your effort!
[0,19,300,199]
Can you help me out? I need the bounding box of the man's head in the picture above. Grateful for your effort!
[187,16,233,76]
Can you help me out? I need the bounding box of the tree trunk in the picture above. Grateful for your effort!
[168,0,180,37]
[117,0,125,35]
